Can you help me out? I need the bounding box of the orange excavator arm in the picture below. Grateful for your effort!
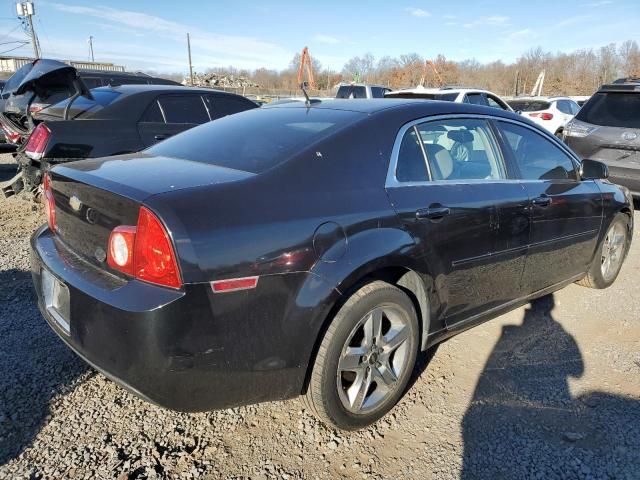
[422,60,444,87]
[297,46,317,89]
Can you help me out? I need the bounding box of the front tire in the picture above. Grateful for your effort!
[303,281,419,430]
[577,213,630,289]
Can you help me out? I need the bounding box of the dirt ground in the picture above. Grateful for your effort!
[0,153,638,479]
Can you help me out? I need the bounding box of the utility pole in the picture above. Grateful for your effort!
[88,36,94,62]
[16,2,40,58]
[187,32,194,86]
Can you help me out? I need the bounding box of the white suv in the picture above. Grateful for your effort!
[507,96,580,137]
[385,86,513,111]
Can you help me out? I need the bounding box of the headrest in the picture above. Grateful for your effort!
[447,130,474,143]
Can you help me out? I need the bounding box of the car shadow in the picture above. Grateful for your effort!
[0,268,89,465]
[460,294,640,479]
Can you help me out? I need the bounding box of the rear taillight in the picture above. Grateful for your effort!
[43,172,56,232]
[2,125,22,144]
[25,123,51,159]
[107,207,182,289]
[529,112,554,121]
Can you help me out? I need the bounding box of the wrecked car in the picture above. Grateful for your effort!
[2,82,257,196]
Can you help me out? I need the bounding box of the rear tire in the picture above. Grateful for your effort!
[303,281,419,430]
[577,213,630,289]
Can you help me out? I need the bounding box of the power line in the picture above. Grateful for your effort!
[0,41,28,55]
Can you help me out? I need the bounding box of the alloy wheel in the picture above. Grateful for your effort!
[601,221,626,282]
[336,305,411,414]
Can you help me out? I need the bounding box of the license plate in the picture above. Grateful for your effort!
[42,268,70,335]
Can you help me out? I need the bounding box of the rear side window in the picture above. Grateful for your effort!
[486,95,507,110]
[370,87,387,98]
[205,95,256,120]
[464,93,488,106]
[158,95,209,124]
[576,92,640,128]
[336,85,367,99]
[498,122,577,181]
[147,107,363,174]
[140,100,164,123]
[556,100,574,115]
[82,77,103,89]
[396,128,428,182]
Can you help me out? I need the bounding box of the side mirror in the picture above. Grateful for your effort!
[580,159,608,180]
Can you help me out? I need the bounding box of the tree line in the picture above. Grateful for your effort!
[158,40,640,96]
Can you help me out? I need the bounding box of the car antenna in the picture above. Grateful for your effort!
[300,81,312,107]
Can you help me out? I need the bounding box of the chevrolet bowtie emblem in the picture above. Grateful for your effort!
[69,195,82,212]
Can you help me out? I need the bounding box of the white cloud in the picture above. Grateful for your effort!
[405,7,430,18]
[463,15,510,28]
[444,22,458,26]
[443,14,456,19]
[554,14,595,28]
[48,3,291,69]
[313,34,340,45]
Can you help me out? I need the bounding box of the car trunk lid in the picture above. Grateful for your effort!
[50,154,254,273]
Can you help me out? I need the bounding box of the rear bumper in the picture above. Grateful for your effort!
[30,225,320,412]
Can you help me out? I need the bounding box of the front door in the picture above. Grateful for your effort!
[385,117,530,326]
[495,120,602,294]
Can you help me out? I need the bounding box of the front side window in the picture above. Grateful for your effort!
[140,100,164,123]
[205,95,256,120]
[335,85,367,99]
[498,121,577,181]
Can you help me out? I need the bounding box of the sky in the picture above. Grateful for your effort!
[0,0,638,74]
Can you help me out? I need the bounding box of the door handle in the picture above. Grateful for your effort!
[154,134,171,141]
[416,206,451,222]
[532,196,552,207]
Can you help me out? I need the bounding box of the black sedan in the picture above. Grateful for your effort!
[3,84,257,196]
[30,99,633,430]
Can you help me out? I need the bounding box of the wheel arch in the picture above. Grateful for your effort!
[301,263,433,395]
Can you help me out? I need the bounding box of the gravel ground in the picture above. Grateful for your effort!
[0,153,639,479]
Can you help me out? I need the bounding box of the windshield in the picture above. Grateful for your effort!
[576,92,640,128]
[507,100,551,112]
[40,89,123,119]
[147,107,364,174]
[336,85,367,99]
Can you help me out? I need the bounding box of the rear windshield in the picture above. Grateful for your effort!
[507,100,551,112]
[40,89,123,119]
[385,92,458,101]
[576,92,640,128]
[336,85,367,99]
[147,107,363,174]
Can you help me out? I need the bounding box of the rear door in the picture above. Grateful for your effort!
[137,94,210,147]
[385,117,530,326]
[495,120,602,293]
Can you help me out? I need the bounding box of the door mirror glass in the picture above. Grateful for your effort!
[580,159,608,180]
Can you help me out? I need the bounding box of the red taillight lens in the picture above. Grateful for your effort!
[2,125,21,144]
[43,173,56,232]
[529,112,553,120]
[107,226,136,275]
[25,123,51,159]
[134,207,181,288]
[107,207,182,288]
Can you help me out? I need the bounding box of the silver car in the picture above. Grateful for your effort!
[564,79,640,197]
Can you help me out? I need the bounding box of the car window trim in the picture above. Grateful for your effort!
[201,95,213,121]
[157,94,209,124]
[386,114,513,188]
[493,118,581,182]
[140,98,166,124]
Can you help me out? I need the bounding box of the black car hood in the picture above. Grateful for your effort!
[52,153,255,202]
[13,59,90,96]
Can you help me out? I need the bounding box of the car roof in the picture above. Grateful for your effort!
[264,98,523,120]
[90,84,233,95]
[387,86,494,95]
